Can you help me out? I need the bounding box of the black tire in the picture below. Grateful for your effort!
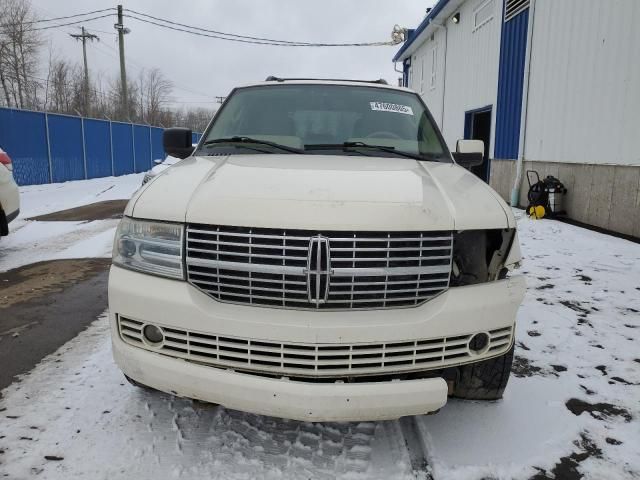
[452,344,514,400]
[124,374,153,391]
[0,208,8,237]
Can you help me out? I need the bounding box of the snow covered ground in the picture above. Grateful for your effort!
[1,177,639,479]
[0,174,142,272]
[422,216,640,479]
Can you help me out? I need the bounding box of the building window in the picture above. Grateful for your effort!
[430,46,437,89]
[473,0,495,31]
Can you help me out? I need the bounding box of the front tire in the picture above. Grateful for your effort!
[124,374,153,391]
[452,344,514,400]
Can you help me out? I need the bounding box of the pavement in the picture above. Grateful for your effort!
[0,258,110,391]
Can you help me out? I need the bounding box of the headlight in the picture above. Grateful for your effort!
[450,229,517,286]
[113,217,184,279]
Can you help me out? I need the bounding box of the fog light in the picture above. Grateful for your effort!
[468,332,489,353]
[143,324,164,345]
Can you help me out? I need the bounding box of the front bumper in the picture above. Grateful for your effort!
[114,339,448,421]
[109,266,526,421]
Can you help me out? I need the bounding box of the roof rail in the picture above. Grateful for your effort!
[264,76,388,85]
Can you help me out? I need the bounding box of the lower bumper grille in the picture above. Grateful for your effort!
[118,316,513,378]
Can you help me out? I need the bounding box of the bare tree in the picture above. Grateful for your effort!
[47,58,77,113]
[0,0,42,109]
[171,106,215,132]
[0,1,210,129]
[0,42,12,106]
[135,68,173,125]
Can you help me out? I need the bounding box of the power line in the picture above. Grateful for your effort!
[29,14,116,32]
[2,6,396,46]
[123,13,396,47]
[0,8,115,28]
[96,37,215,100]
[125,8,320,46]
[124,15,308,47]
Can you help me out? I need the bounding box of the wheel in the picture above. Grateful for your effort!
[0,208,8,236]
[452,344,514,400]
[124,374,153,391]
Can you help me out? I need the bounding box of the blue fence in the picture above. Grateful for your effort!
[0,107,203,186]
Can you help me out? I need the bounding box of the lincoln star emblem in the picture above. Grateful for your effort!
[305,235,331,306]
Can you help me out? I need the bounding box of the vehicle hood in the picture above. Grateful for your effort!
[128,154,514,230]
[148,155,180,176]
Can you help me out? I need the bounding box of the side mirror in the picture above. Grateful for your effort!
[453,139,484,167]
[163,128,194,159]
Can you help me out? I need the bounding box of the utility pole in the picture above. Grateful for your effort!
[114,5,130,117]
[70,26,98,116]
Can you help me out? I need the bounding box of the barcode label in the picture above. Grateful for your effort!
[369,102,414,115]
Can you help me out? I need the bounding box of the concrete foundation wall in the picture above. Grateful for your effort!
[490,160,640,238]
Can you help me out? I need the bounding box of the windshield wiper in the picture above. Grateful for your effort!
[202,136,304,154]
[304,142,437,162]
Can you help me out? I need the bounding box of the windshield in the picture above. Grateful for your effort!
[199,84,450,161]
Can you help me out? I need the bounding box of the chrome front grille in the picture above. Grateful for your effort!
[186,225,453,310]
[118,316,514,378]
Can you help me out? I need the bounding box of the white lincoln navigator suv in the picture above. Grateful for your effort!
[109,78,525,422]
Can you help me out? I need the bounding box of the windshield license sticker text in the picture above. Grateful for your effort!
[369,102,414,115]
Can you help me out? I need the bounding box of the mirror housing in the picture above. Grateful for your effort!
[163,128,194,159]
[453,139,484,168]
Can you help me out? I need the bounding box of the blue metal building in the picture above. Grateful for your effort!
[394,0,640,237]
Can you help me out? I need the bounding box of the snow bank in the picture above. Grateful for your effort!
[1,174,142,273]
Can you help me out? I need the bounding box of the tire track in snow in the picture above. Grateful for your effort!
[399,416,432,479]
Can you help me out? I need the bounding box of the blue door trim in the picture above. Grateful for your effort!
[464,105,492,140]
[494,1,530,160]
[463,105,493,183]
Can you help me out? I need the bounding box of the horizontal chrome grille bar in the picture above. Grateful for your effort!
[188,228,310,241]
[329,236,452,242]
[330,255,451,262]
[188,247,307,261]
[187,258,306,276]
[189,238,309,250]
[330,245,450,252]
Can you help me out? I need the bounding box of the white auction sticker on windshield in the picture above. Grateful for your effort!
[369,102,414,115]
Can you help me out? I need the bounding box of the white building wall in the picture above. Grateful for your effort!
[524,0,640,165]
[407,0,503,154]
[440,0,502,154]
[408,27,447,128]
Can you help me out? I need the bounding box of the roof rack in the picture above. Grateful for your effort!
[264,76,388,85]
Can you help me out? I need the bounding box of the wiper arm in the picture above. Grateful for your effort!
[304,142,431,161]
[202,136,304,154]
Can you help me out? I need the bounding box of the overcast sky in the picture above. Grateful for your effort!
[30,0,432,109]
